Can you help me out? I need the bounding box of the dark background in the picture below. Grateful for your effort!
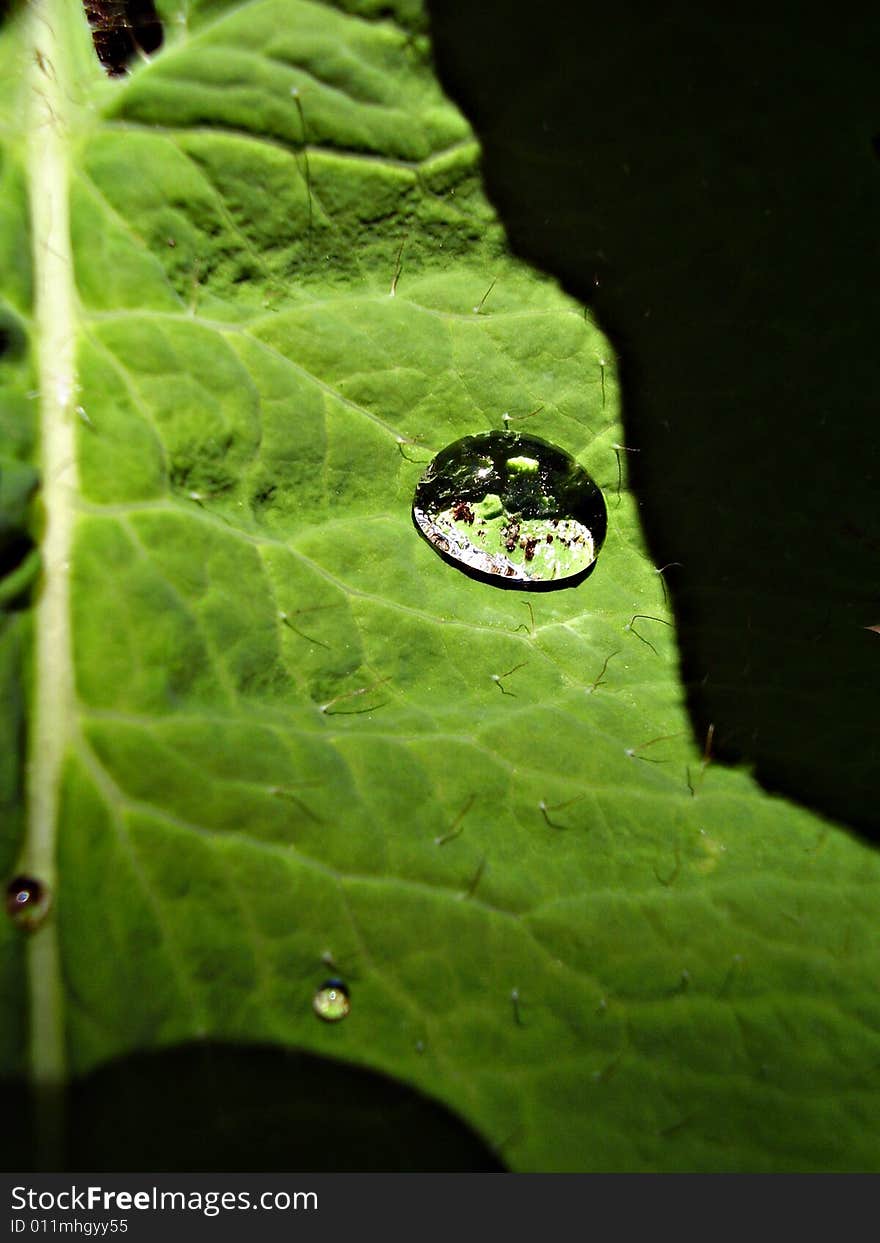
[428,0,880,840]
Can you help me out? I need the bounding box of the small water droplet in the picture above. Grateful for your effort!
[5,875,51,930]
[412,431,606,589]
[313,978,351,1023]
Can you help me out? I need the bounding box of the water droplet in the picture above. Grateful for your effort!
[313,978,351,1023]
[412,431,606,589]
[5,875,51,930]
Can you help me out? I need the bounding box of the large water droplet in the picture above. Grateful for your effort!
[5,875,51,930]
[313,978,351,1023]
[412,431,606,589]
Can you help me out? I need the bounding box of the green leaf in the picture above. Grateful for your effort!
[2,0,879,1170]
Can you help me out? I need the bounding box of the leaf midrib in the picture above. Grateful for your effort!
[24,0,80,1094]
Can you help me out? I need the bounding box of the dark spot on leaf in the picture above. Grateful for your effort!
[5,875,50,930]
[82,0,163,77]
[5,874,40,915]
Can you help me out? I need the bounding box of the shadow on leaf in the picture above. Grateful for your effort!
[2,1044,506,1171]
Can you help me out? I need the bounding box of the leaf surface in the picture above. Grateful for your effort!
[1,0,878,1171]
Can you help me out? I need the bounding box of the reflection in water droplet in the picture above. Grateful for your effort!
[313,978,351,1023]
[5,875,51,930]
[412,431,607,589]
